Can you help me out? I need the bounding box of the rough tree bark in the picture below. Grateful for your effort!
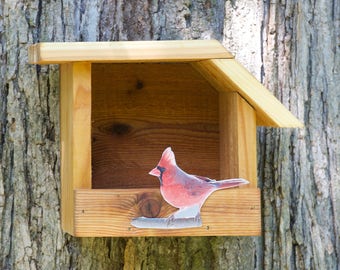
[259,1,340,269]
[0,0,338,270]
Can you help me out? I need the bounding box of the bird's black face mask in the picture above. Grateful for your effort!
[157,166,166,185]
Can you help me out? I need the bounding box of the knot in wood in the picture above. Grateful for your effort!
[135,80,144,90]
[111,123,131,136]
[138,193,161,218]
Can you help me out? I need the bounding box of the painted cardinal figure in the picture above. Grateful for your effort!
[149,147,249,220]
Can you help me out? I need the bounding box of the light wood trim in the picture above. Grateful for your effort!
[60,62,92,234]
[220,92,257,187]
[28,40,233,64]
[192,59,303,127]
[74,188,261,237]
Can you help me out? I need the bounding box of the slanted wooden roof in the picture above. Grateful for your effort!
[28,40,232,64]
[192,59,303,127]
[28,40,303,128]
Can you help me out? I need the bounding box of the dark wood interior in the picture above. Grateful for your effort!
[91,63,220,188]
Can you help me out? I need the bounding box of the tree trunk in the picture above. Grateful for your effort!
[259,1,340,269]
[0,1,338,270]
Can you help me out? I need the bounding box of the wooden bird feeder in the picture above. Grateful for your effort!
[28,40,302,237]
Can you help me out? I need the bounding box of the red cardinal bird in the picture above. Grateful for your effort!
[149,147,249,220]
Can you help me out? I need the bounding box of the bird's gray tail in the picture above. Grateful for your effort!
[214,178,249,189]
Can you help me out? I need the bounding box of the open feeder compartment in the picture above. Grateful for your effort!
[28,40,302,237]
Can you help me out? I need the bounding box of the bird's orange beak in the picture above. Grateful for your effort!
[149,167,160,177]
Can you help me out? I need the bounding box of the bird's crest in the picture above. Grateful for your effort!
[159,147,176,166]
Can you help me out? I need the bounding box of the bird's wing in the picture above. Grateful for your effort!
[193,175,216,183]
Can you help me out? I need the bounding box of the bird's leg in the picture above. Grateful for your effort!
[165,204,201,226]
[172,205,201,219]
[166,205,202,228]
[193,211,201,224]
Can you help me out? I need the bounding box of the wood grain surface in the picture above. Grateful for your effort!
[91,63,220,188]
[60,63,92,234]
[74,188,261,237]
[219,92,257,188]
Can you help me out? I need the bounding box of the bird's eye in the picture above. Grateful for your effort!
[157,166,166,173]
